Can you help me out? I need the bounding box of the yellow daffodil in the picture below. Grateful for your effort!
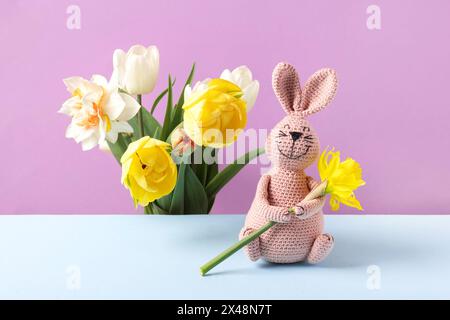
[318,147,366,211]
[120,136,177,207]
[182,78,248,148]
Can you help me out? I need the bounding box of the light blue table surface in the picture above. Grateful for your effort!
[0,214,449,299]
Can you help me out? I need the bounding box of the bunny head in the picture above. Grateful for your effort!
[265,63,338,171]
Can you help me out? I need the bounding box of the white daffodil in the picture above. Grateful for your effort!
[59,75,140,151]
[113,45,159,95]
[220,65,259,111]
[98,139,112,153]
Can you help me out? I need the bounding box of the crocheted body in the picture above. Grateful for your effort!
[244,170,323,263]
[240,62,337,264]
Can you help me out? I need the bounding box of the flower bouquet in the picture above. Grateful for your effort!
[59,44,263,214]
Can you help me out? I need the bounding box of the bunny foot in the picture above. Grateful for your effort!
[307,233,334,264]
[239,227,261,261]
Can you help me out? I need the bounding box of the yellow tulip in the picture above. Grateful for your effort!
[182,78,247,148]
[318,147,366,211]
[120,136,177,207]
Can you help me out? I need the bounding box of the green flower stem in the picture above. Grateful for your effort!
[200,220,276,276]
[199,180,329,276]
[137,94,144,138]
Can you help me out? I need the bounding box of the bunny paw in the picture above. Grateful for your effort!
[239,227,261,262]
[307,233,334,264]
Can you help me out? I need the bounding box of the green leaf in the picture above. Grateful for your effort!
[189,146,216,186]
[160,75,173,141]
[151,79,176,115]
[205,148,265,199]
[144,205,153,214]
[207,196,216,213]
[190,162,207,186]
[183,164,208,214]
[166,163,209,214]
[205,149,219,213]
[155,192,172,213]
[170,63,196,131]
[150,201,169,214]
[205,148,219,185]
[106,134,130,164]
[128,106,161,140]
[169,164,186,214]
[153,127,161,140]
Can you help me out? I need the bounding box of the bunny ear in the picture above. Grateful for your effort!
[300,68,337,116]
[272,62,302,114]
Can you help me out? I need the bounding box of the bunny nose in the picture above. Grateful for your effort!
[290,131,302,141]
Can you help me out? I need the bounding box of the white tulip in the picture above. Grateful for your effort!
[59,75,141,151]
[220,65,259,111]
[113,45,159,95]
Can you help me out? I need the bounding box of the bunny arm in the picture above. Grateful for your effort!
[295,176,326,219]
[254,175,292,223]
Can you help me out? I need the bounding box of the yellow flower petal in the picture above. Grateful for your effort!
[318,147,365,212]
[121,136,177,207]
[120,136,150,163]
[182,78,247,148]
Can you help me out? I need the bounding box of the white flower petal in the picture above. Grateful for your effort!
[99,139,111,153]
[63,77,85,93]
[103,91,125,120]
[58,96,80,115]
[106,121,133,143]
[147,46,159,67]
[113,49,126,89]
[114,121,133,133]
[90,74,108,88]
[117,93,141,121]
[114,44,160,95]
[126,44,147,56]
[98,119,107,142]
[81,87,103,104]
[124,53,154,95]
[74,126,95,143]
[65,123,79,139]
[106,127,118,143]
[113,49,126,69]
[231,65,252,88]
[184,85,192,102]
[242,80,260,112]
[108,71,119,92]
[220,69,233,82]
[81,135,99,151]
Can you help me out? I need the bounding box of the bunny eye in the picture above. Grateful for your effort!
[277,130,288,138]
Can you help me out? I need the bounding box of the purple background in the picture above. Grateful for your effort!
[1,0,449,214]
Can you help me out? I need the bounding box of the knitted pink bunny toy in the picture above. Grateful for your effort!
[240,62,338,264]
